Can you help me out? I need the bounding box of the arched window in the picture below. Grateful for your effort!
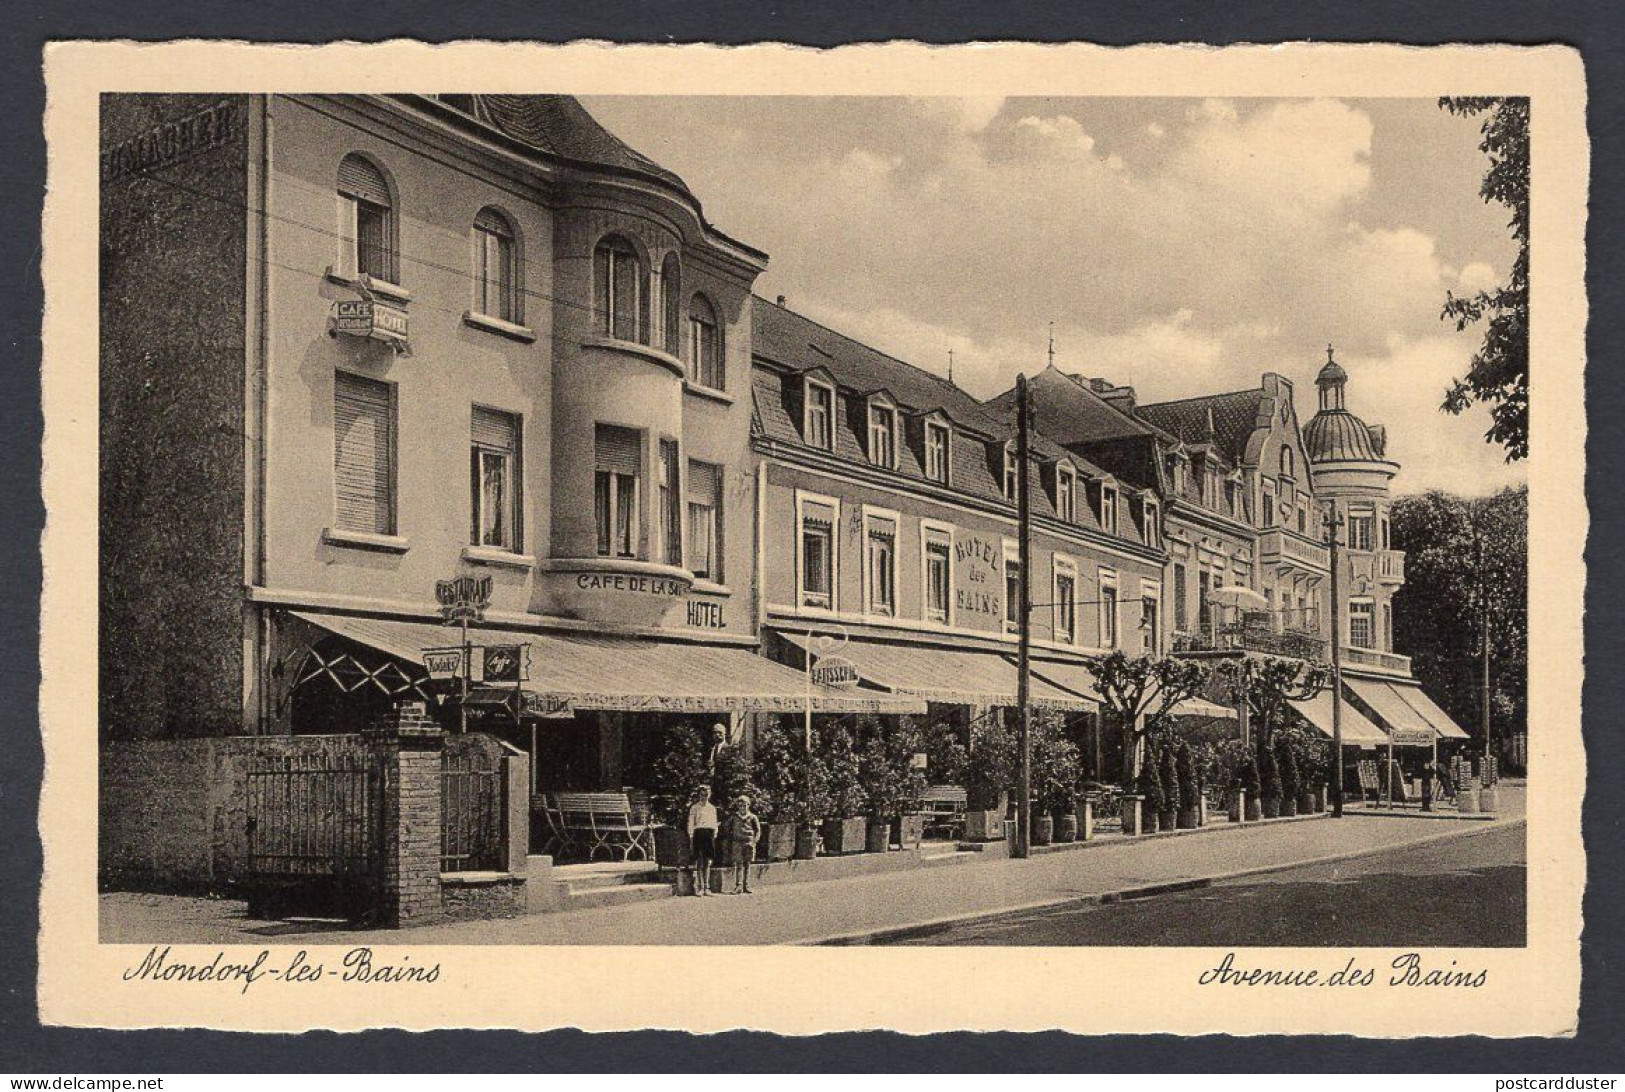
[593,234,648,344]
[687,293,723,390]
[472,207,519,323]
[660,253,682,355]
[1280,446,1295,479]
[337,154,396,283]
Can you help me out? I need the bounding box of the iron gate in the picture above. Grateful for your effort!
[442,749,505,873]
[244,749,385,920]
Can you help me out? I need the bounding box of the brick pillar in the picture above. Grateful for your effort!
[366,702,445,927]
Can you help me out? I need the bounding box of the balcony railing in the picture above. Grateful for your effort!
[1259,528,1330,572]
[1376,549,1406,583]
[1340,646,1412,675]
[1173,612,1328,661]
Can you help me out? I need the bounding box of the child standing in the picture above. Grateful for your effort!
[727,795,762,894]
[685,786,718,897]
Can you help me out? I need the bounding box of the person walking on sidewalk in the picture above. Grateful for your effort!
[727,796,762,894]
[686,786,719,897]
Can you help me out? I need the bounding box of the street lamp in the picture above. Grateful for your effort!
[1323,501,1345,818]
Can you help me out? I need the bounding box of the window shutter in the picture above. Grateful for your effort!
[688,461,721,508]
[337,155,390,207]
[472,407,517,452]
[334,372,394,534]
[595,425,642,476]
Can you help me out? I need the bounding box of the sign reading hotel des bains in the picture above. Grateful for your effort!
[953,531,1004,623]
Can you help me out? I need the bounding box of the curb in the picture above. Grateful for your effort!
[803,815,1526,946]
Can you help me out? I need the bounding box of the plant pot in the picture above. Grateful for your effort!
[1158,809,1177,832]
[893,813,927,850]
[865,818,891,853]
[1262,796,1281,819]
[1312,787,1327,813]
[1142,803,1160,834]
[1054,812,1078,843]
[793,827,819,860]
[653,826,691,868]
[964,808,1005,842]
[821,816,868,855]
[1479,785,1499,813]
[764,822,796,862]
[1032,815,1054,845]
[1228,789,1245,823]
[1297,792,1315,815]
[1245,795,1262,822]
[1457,786,1480,814]
[1120,794,1144,836]
[1177,807,1199,830]
[1281,797,1298,818]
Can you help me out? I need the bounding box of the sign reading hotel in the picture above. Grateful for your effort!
[331,298,410,345]
[953,530,1003,621]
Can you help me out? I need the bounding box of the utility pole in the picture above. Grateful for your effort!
[1015,373,1033,859]
[1324,500,1346,818]
[1475,512,1493,775]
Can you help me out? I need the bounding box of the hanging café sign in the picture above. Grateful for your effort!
[329,281,411,354]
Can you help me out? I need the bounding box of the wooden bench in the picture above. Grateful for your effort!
[916,784,968,839]
[537,792,654,862]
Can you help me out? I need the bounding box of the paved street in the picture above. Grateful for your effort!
[102,784,1524,947]
[868,821,1525,947]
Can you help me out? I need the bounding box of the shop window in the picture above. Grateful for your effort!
[337,154,396,283]
[799,498,837,610]
[925,421,951,484]
[687,460,723,581]
[472,207,519,323]
[804,378,834,450]
[333,370,396,535]
[924,528,952,624]
[868,401,897,468]
[593,234,648,344]
[470,406,521,551]
[658,440,681,566]
[687,293,724,390]
[865,513,897,617]
[594,424,641,559]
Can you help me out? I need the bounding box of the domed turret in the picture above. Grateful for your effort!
[1305,346,1386,464]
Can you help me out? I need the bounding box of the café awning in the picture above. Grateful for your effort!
[777,632,1098,712]
[1388,681,1472,740]
[1289,689,1389,747]
[1168,696,1240,721]
[290,612,922,715]
[1343,676,1438,745]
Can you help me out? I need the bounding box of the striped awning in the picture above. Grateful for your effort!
[1289,689,1389,747]
[777,631,1098,712]
[1343,676,1438,745]
[1387,681,1472,740]
[290,612,922,714]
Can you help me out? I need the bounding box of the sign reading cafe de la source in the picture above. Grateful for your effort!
[97,91,1476,930]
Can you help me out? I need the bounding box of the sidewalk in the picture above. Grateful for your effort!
[101,784,1524,946]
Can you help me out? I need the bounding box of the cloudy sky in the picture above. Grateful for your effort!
[583,95,1524,496]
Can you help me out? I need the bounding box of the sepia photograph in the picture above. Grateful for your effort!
[34,39,1587,1038]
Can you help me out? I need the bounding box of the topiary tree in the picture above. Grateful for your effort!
[1259,745,1282,805]
[1277,736,1301,804]
[1136,746,1165,813]
[1159,743,1182,816]
[1241,752,1262,800]
[1085,651,1212,787]
[1218,657,1330,749]
[822,724,865,820]
[1176,741,1200,815]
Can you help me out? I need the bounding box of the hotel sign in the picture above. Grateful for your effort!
[953,531,1004,621]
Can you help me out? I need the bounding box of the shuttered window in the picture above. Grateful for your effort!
[595,425,642,558]
[658,440,682,567]
[686,460,723,581]
[333,371,395,535]
[470,407,521,551]
[865,514,897,616]
[800,500,836,609]
[337,154,395,283]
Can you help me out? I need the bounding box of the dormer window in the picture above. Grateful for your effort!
[1003,443,1018,501]
[924,419,951,484]
[1100,485,1118,536]
[1168,453,1186,495]
[1056,464,1076,522]
[868,400,897,468]
[804,377,834,450]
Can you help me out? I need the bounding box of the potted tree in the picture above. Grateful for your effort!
[1157,743,1180,832]
[650,722,708,867]
[1030,714,1081,847]
[1176,742,1201,829]
[1259,745,1282,819]
[751,719,801,861]
[965,712,1017,842]
[820,726,868,855]
[1136,753,1165,834]
[857,720,927,853]
[1278,738,1300,818]
[1242,754,1263,821]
